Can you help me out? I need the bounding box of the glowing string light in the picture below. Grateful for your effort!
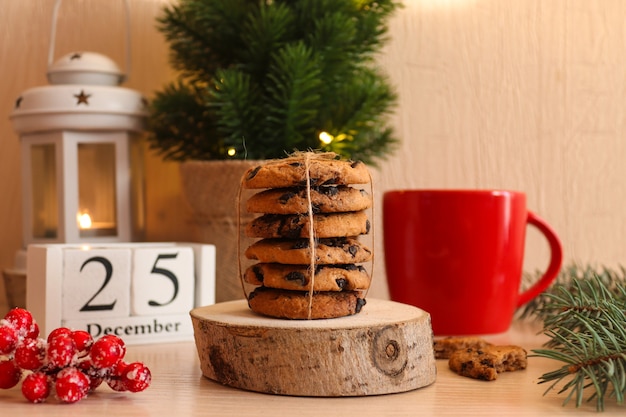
[319,131,334,145]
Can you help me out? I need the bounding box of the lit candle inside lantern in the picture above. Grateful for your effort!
[77,207,117,238]
[77,211,92,230]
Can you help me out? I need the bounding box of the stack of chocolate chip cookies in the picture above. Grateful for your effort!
[241,153,373,319]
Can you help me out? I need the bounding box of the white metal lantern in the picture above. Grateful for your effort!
[9,0,146,245]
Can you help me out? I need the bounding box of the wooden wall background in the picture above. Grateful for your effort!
[2,0,626,315]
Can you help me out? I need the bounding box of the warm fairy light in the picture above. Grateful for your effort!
[77,211,92,229]
[227,147,237,156]
[319,131,333,145]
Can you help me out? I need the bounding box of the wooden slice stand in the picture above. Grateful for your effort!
[190,298,436,396]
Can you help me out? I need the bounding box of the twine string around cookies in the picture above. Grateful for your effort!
[364,168,374,300]
[303,153,317,320]
[236,175,247,301]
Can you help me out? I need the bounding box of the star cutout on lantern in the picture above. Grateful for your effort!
[74,90,91,105]
[15,96,23,109]
[70,52,82,60]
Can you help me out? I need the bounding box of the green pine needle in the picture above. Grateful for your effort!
[527,267,626,411]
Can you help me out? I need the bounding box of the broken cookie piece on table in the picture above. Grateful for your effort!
[434,337,528,381]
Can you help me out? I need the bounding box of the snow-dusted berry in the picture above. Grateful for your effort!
[14,338,45,370]
[71,330,93,355]
[90,335,125,368]
[47,333,77,368]
[0,325,18,355]
[55,367,90,403]
[21,372,50,403]
[4,308,38,339]
[0,359,21,389]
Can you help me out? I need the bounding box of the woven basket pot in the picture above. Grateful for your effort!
[179,159,260,303]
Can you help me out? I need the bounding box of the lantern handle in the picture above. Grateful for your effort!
[47,0,132,82]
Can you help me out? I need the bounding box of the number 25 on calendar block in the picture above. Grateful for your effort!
[25,243,215,345]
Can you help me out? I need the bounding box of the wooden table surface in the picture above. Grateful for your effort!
[0,318,623,416]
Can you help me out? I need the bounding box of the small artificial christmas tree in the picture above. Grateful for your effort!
[148,0,401,164]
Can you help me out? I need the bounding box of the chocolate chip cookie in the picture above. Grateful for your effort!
[245,211,370,239]
[243,263,371,292]
[246,185,372,214]
[244,237,372,265]
[433,337,494,359]
[242,157,370,189]
[247,287,367,319]
[448,345,528,381]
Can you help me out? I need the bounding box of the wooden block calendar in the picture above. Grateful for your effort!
[25,242,216,345]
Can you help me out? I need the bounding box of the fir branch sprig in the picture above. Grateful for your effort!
[517,264,626,321]
[529,269,626,411]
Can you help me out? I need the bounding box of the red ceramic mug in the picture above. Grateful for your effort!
[383,189,563,335]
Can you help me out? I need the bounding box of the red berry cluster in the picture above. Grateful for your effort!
[0,308,151,403]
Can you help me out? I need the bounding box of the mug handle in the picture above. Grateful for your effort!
[516,211,563,307]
